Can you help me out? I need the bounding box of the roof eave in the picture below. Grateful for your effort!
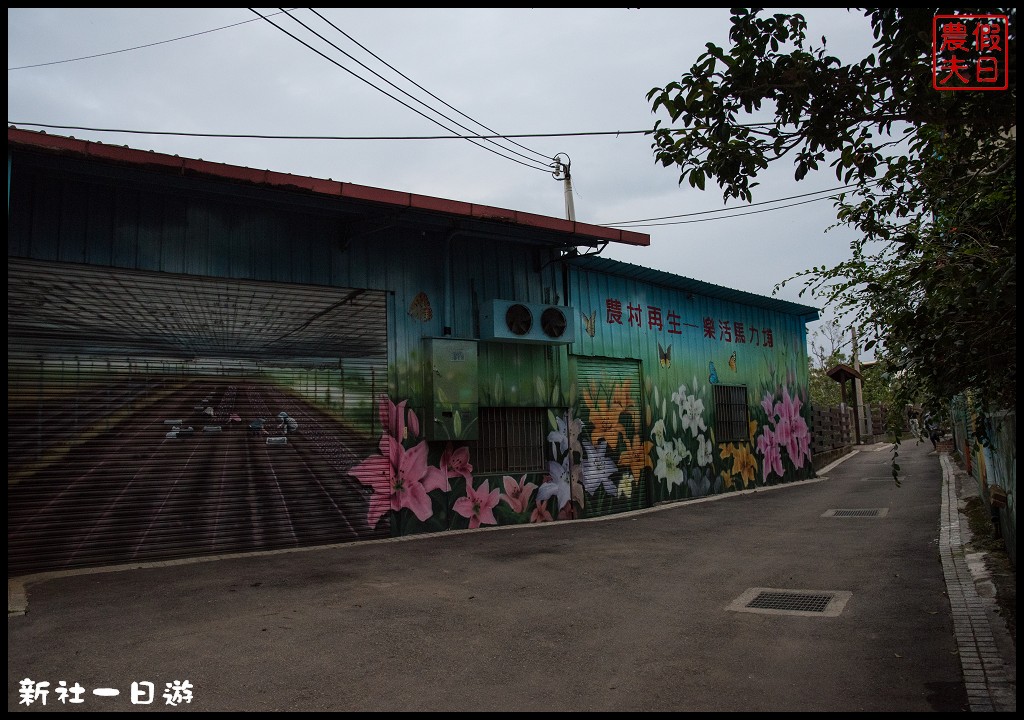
[7,126,649,248]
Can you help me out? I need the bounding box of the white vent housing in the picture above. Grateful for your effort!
[480,300,576,344]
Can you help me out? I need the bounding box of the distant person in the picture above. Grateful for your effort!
[908,406,922,440]
[277,411,298,436]
[924,412,940,451]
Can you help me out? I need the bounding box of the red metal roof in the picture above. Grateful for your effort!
[7,126,649,247]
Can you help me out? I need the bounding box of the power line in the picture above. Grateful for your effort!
[7,9,297,71]
[599,184,862,225]
[278,8,551,171]
[252,8,550,173]
[605,194,852,227]
[307,8,552,166]
[4,122,768,141]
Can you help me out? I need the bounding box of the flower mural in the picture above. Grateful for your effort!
[618,472,636,499]
[650,418,667,445]
[672,384,708,437]
[454,478,500,529]
[587,392,627,450]
[775,386,811,470]
[573,346,812,505]
[686,466,712,498]
[696,434,714,467]
[618,432,653,494]
[754,387,812,483]
[385,397,413,442]
[755,424,784,482]
[719,440,759,490]
[349,393,580,532]
[501,474,537,513]
[351,397,433,527]
[440,442,472,486]
[653,436,690,491]
[536,457,571,511]
[349,395,461,530]
[649,378,714,499]
[348,435,394,530]
[343,367,810,535]
[532,406,587,522]
[394,441,448,520]
[530,499,554,523]
[547,411,583,460]
[575,378,647,516]
[610,382,637,423]
[580,438,619,496]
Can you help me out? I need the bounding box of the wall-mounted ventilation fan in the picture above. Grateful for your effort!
[505,303,533,336]
[480,300,576,344]
[540,307,568,338]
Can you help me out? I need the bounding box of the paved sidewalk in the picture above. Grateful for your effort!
[938,452,1016,712]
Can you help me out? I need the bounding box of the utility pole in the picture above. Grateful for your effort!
[851,326,866,441]
[551,153,575,221]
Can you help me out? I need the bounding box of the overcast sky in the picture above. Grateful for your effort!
[8,8,884,357]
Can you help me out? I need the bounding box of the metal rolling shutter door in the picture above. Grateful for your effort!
[575,357,647,517]
[8,259,391,575]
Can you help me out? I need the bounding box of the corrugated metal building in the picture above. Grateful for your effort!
[7,126,818,575]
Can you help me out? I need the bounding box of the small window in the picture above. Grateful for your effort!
[470,407,546,474]
[714,384,749,443]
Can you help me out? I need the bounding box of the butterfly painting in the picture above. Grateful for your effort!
[708,361,719,384]
[658,343,672,368]
[408,291,432,322]
[728,351,737,372]
[582,310,596,338]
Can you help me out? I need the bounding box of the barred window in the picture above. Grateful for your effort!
[714,384,749,443]
[470,407,546,474]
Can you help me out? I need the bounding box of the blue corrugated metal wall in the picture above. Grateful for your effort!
[7,158,568,414]
[8,147,817,566]
[568,265,814,504]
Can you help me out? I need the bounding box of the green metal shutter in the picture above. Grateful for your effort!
[8,259,391,575]
[574,357,647,517]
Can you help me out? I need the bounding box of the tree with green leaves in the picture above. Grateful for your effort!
[808,318,896,422]
[807,318,847,408]
[646,8,1016,435]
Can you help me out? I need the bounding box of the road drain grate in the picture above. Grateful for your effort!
[823,508,888,518]
[727,588,852,617]
[747,591,833,612]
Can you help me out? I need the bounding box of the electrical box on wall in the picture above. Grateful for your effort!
[424,338,479,441]
[479,299,576,344]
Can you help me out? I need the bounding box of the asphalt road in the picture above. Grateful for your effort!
[8,441,982,711]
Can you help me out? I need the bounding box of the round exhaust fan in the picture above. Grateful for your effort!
[505,303,533,336]
[541,307,568,338]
